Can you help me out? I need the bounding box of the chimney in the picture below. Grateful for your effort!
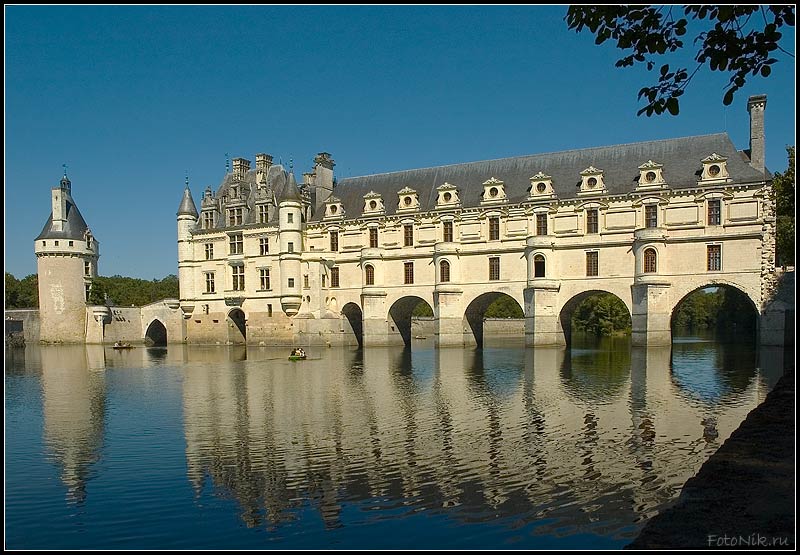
[747,94,767,173]
[232,157,251,180]
[255,153,273,172]
[303,172,315,185]
[313,152,336,213]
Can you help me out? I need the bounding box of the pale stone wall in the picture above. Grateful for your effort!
[4,309,40,344]
[37,256,89,343]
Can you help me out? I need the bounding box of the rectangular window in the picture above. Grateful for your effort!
[404,224,413,247]
[331,267,340,288]
[232,266,244,291]
[68,240,73,247]
[267,304,273,317]
[205,243,214,260]
[288,277,295,288]
[205,272,215,293]
[443,221,453,243]
[85,284,90,301]
[229,233,243,254]
[203,211,215,230]
[54,241,59,246]
[304,274,309,289]
[84,262,91,276]
[489,217,500,240]
[369,227,378,248]
[228,208,243,226]
[586,209,598,234]
[287,213,294,224]
[260,268,271,290]
[259,238,269,256]
[536,214,548,236]
[708,199,721,225]
[586,251,599,276]
[645,205,658,228]
[288,242,294,253]
[258,205,268,224]
[322,274,326,288]
[404,262,414,284]
[489,257,500,281]
[330,231,339,252]
[707,245,721,271]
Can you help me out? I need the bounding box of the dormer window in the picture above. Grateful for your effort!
[528,172,555,199]
[397,187,420,212]
[637,160,667,190]
[700,153,730,183]
[578,166,606,195]
[436,182,461,209]
[324,196,345,219]
[364,191,386,216]
[481,177,507,204]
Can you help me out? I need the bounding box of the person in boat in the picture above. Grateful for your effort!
[114,341,121,348]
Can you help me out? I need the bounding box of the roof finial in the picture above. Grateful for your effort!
[225,153,230,174]
[185,171,189,188]
[289,158,294,172]
[62,163,68,177]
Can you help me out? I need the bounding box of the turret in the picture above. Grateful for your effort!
[278,171,303,315]
[35,170,99,342]
[177,178,199,302]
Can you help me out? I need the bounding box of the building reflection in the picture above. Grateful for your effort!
[39,345,107,504]
[179,340,766,538]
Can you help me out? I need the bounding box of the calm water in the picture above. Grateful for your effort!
[5,336,787,549]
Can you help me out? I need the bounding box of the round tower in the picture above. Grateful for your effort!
[176,177,199,305]
[35,171,100,343]
[278,171,303,315]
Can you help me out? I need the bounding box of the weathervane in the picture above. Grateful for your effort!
[62,163,68,177]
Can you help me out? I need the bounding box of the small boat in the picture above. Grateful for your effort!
[113,343,134,350]
[288,354,307,361]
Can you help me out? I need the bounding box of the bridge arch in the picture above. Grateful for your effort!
[341,302,363,347]
[463,291,524,348]
[670,283,759,341]
[388,295,433,347]
[227,308,246,344]
[559,290,632,347]
[144,319,167,346]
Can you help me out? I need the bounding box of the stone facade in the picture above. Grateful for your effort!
[175,95,789,347]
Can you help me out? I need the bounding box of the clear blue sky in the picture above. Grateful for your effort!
[5,6,796,280]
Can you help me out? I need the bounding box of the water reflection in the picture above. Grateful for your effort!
[5,337,786,549]
[178,339,771,542]
[40,346,107,504]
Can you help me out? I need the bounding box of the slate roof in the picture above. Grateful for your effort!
[314,133,765,221]
[177,186,199,217]
[35,198,90,241]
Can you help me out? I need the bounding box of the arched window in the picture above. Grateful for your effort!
[534,254,546,278]
[365,264,375,286]
[440,260,450,283]
[644,248,657,273]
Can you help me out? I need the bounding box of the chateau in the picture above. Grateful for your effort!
[25,95,791,347]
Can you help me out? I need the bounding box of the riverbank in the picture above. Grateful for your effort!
[627,363,795,549]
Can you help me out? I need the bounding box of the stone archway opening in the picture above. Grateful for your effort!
[144,319,167,347]
[341,302,363,347]
[228,308,246,344]
[671,285,759,344]
[559,290,631,347]
[463,292,524,348]
[388,296,433,347]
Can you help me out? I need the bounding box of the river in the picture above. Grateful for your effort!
[4,335,786,549]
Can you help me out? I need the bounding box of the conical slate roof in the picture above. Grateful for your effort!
[177,186,199,217]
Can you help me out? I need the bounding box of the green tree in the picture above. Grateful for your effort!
[5,272,20,308]
[566,6,795,116]
[484,296,524,318]
[411,302,433,317]
[572,293,632,336]
[772,146,795,266]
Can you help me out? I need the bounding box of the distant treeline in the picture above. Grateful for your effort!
[671,287,756,332]
[5,272,179,309]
